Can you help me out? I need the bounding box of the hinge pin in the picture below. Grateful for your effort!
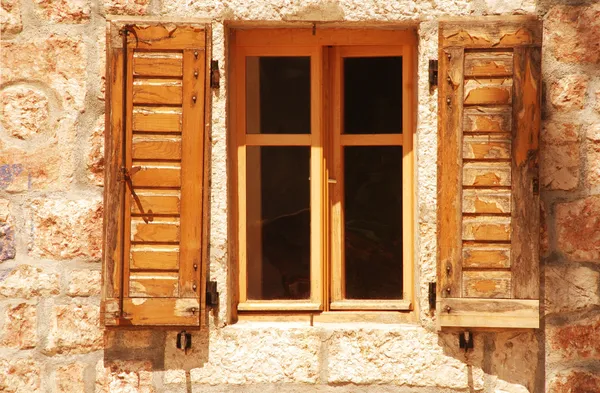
[194,51,198,59]
[192,96,197,103]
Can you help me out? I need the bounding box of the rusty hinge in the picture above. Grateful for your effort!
[206,281,219,307]
[210,60,220,88]
[428,282,436,311]
[176,330,192,352]
[429,59,438,91]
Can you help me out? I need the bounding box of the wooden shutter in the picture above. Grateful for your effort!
[437,17,541,329]
[102,22,209,326]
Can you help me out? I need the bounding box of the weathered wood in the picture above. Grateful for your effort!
[463,107,512,133]
[437,298,539,329]
[133,107,182,132]
[129,272,179,297]
[464,78,512,106]
[463,162,511,186]
[132,135,182,160]
[130,163,181,188]
[440,17,542,48]
[130,190,181,215]
[463,216,511,241]
[463,189,511,214]
[464,52,513,77]
[122,298,200,326]
[131,218,180,243]
[463,242,511,268]
[133,52,183,77]
[437,47,464,299]
[511,46,541,300]
[463,134,511,159]
[130,245,179,270]
[463,271,511,298]
[132,79,183,105]
[128,25,206,50]
[179,49,205,298]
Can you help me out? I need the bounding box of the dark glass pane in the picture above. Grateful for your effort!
[246,146,311,300]
[343,57,402,134]
[246,57,311,134]
[344,146,403,299]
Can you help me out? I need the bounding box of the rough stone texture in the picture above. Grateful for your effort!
[87,116,105,186]
[34,0,90,23]
[586,123,600,189]
[548,314,600,363]
[0,303,37,349]
[0,0,22,34]
[595,90,600,113]
[55,363,86,393]
[556,196,600,262]
[0,198,16,262]
[492,332,538,392]
[103,0,150,15]
[0,85,50,140]
[44,301,103,355]
[548,370,600,393]
[190,326,320,384]
[0,358,41,393]
[67,269,101,296]
[28,197,103,261]
[540,141,579,190]
[545,265,600,315]
[95,360,154,393]
[549,74,589,111]
[545,3,600,64]
[0,264,60,298]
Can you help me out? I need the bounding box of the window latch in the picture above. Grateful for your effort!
[210,60,220,89]
[119,166,154,224]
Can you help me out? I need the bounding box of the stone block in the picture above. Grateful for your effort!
[0,303,36,349]
[550,74,589,111]
[545,265,599,314]
[540,142,579,190]
[95,360,154,393]
[545,4,600,64]
[556,196,600,262]
[88,116,105,186]
[164,370,186,385]
[34,0,90,23]
[67,269,101,296]
[28,197,103,261]
[548,370,600,393]
[44,301,103,355]
[103,0,150,15]
[492,331,538,391]
[0,0,21,34]
[0,199,15,262]
[0,264,60,299]
[0,358,41,393]
[55,363,86,393]
[541,121,581,145]
[586,123,600,188]
[548,314,600,363]
[0,85,50,140]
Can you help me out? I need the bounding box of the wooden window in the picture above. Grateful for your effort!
[102,20,210,327]
[437,16,542,329]
[231,29,416,313]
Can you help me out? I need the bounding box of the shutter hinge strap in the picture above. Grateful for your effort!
[119,166,154,224]
[210,60,220,89]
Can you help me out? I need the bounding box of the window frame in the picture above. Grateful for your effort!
[230,28,416,315]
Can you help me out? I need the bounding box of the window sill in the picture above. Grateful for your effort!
[236,311,417,325]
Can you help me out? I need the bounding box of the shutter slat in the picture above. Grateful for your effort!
[129,272,180,297]
[132,135,182,160]
[133,107,182,133]
[130,245,180,270]
[437,17,541,330]
[133,52,183,77]
[133,79,183,105]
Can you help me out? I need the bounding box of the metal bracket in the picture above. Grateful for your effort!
[429,59,438,91]
[210,60,220,88]
[459,331,474,352]
[176,330,192,352]
[206,281,219,307]
[428,282,436,311]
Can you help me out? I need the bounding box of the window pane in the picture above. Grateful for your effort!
[343,146,403,299]
[246,146,311,300]
[343,57,402,134]
[246,57,311,134]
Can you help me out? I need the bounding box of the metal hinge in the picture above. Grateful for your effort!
[429,59,438,91]
[206,281,219,307]
[428,282,436,311]
[176,330,192,352]
[210,60,220,88]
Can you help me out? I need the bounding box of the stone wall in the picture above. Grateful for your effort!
[1,0,599,392]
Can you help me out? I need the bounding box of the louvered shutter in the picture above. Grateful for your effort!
[437,17,542,329]
[102,22,208,326]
